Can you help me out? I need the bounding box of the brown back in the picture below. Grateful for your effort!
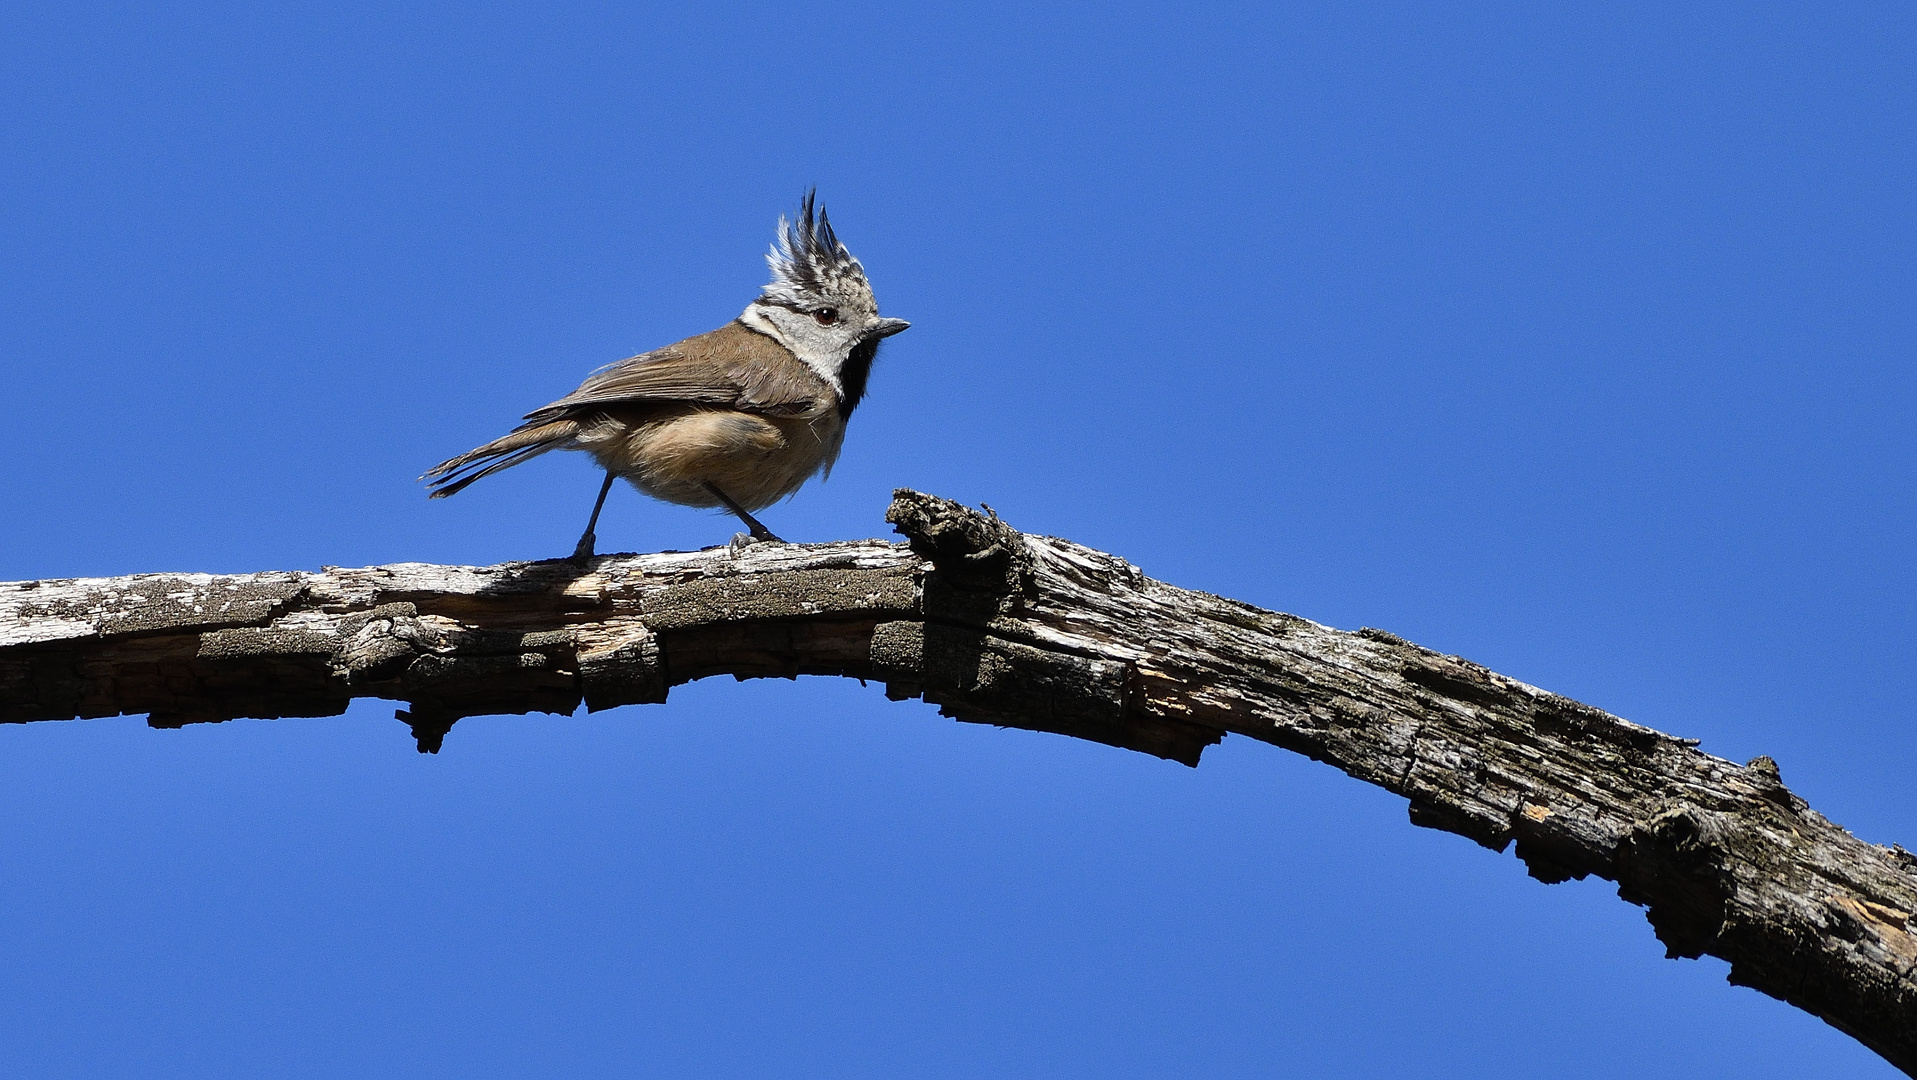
[523,321,833,424]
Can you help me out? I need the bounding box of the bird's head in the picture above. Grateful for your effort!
[747,191,908,410]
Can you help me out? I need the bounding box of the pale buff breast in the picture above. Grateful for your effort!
[576,405,846,511]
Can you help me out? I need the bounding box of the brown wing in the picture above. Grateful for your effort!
[523,321,830,424]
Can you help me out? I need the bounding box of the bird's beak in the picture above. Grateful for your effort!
[869,317,911,339]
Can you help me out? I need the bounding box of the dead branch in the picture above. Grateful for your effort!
[3,490,1913,1073]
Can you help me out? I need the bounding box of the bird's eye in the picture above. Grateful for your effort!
[812,307,839,326]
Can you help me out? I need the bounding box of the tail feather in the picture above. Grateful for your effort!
[422,419,580,498]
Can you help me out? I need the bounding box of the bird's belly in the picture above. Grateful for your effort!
[578,407,843,511]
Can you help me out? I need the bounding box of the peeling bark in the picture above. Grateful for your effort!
[2,490,1913,1073]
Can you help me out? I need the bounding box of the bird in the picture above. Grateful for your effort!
[422,192,909,559]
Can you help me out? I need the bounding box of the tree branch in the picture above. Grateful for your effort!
[4,490,1914,1073]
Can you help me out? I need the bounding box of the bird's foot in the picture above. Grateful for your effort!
[569,531,597,564]
[726,528,784,558]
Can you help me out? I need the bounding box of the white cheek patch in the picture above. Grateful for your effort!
[738,304,845,396]
[796,351,845,396]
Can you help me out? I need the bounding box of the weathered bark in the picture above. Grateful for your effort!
[2,490,1913,1072]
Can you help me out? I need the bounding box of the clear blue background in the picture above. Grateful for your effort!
[2,3,1912,1076]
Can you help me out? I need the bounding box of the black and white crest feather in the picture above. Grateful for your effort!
[761,190,865,305]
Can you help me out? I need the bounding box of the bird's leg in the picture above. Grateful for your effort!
[571,470,617,561]
[703,482,784,543]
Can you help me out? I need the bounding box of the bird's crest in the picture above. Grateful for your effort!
[762,190,866,305]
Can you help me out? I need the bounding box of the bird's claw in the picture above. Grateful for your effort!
[569,532,597,564]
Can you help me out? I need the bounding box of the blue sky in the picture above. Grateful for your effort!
[2,3,1912,1076]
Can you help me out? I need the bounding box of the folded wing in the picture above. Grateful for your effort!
[423,321,829,499]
